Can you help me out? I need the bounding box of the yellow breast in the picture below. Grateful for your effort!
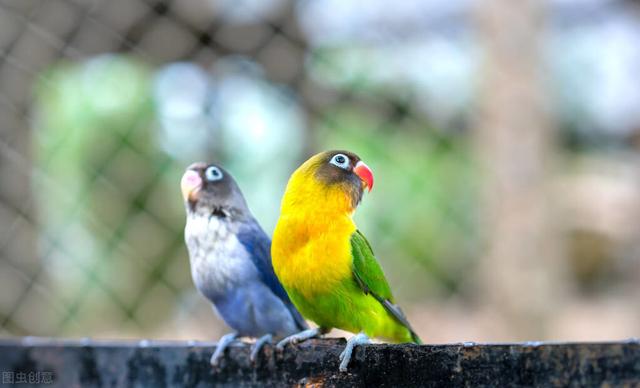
[272,158,358,298]
[272,213,355,298]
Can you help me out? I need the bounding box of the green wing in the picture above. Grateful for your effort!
[350,230,422,343]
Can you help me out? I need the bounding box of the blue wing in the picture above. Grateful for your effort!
[237,220,308,331]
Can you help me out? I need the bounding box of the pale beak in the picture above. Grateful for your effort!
[353,161,374,192]
[180,170,202,202]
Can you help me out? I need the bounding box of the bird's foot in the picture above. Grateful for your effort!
[338,332,370,372]
[210,332,240,367]
[275,328,323,351]
[249,334,273,363]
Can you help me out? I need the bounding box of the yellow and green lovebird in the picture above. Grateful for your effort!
[272,150,421,371]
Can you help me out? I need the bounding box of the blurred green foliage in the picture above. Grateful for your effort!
[34,55,189,334]
[315,105,478,297]
[31,49,479,335]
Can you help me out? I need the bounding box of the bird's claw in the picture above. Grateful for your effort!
[338,332,369,372]
[210,332,240,367]
[275,336,298,351]
[249,334,273,363]
[276,328,322,351]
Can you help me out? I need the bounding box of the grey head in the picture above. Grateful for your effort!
[181,162,255,307]
[180,162,250,221]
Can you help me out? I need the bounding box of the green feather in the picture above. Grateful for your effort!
[283,230,422,344]
[351,230,422,344]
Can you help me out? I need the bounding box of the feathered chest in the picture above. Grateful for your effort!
[184,215,257,299]
[272,214,355,298]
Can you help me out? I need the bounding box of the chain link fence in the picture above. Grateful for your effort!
[0,0,477,339]
[1,0,640,342]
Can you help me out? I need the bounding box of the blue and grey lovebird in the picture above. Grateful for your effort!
[180,162,308,366]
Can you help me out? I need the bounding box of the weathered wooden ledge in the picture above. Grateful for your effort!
[0,337,639,387]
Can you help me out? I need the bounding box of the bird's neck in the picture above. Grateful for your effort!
[280,170,356,218]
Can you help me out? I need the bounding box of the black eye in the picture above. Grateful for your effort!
[329,153,350,170]
[205,166,223,181]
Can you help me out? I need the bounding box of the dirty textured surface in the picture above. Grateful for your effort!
[0,337,639,387]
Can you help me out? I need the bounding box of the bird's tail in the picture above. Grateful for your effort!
[382,299,422,344]
[411,330,422,345]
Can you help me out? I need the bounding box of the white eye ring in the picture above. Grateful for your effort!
[205,166,223,181]
[329,153,350,170]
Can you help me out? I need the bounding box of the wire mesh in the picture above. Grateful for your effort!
[0,0,476,339]
[3,0,639,343]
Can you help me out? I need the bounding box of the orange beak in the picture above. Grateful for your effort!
[354,161,374,192]
[181,170,202,202]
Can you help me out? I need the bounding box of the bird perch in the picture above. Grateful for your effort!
[1,337,639,386]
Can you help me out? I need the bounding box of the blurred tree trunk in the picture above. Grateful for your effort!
[473,0,566,339]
